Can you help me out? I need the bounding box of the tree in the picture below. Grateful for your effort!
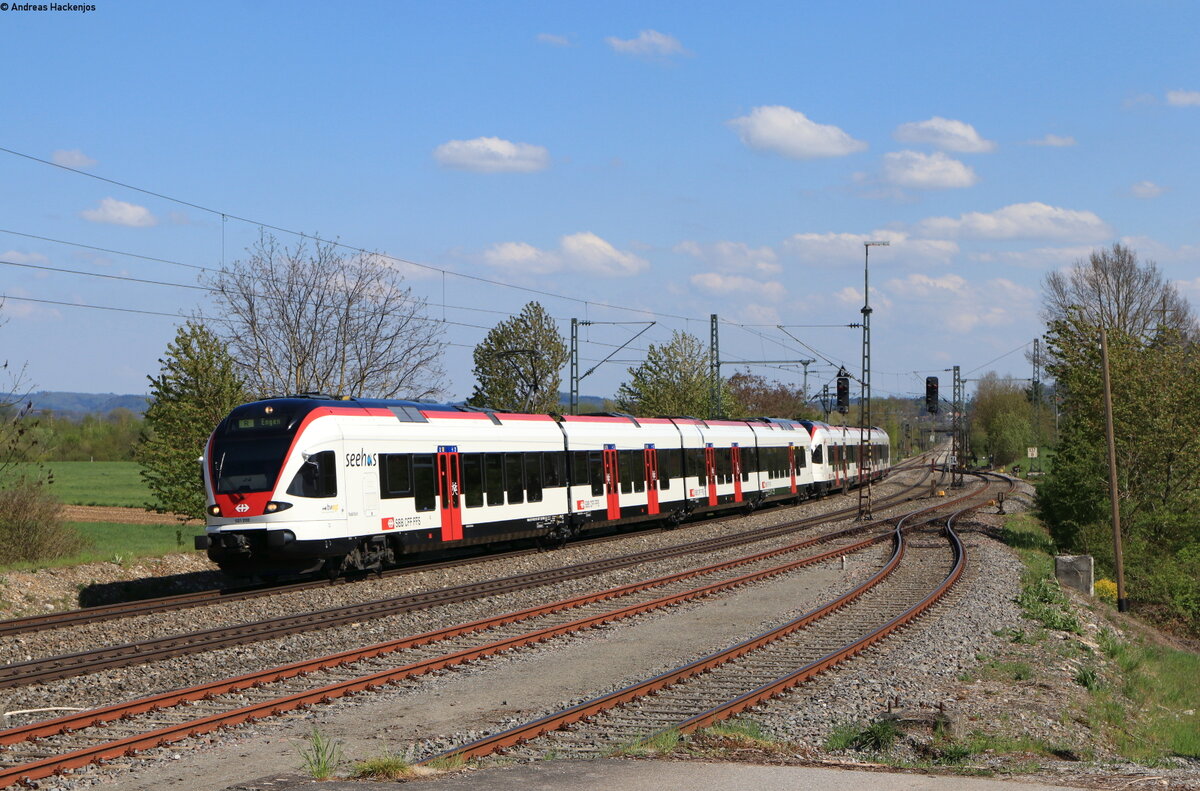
[207,232,446,399]
[1039,309,1200,632]
[467,302,568,413]
[136,321,250,522]
[968,372,1033,467]
[1042,243,1196,342]
[725,370,818,419]
[616,331,735,417]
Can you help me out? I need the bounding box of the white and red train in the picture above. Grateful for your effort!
[196,394,891,576]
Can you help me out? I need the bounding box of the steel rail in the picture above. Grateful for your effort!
[0,470,935,690]
[0,460,934,638]
[415,474,994,765]
[0,462,964,787]
[0,513,903,786]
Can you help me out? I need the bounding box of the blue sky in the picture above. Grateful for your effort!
[2,1,1198,404]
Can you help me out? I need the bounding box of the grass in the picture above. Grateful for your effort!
[298,727,342,780]
[351,754,415,780]
[25,461,155,508]
[996,512,1200,765]
[609,729,682,757]
[0,522,206,571]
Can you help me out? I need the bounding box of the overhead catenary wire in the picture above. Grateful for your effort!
[0,145,698,323]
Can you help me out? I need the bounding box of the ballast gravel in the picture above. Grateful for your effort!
[12,469,1132,790]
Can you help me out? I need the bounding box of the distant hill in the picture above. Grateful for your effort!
[5,391,150,418]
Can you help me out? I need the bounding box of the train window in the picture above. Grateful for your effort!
[686,448,704,480]
[716,448,731,485]
[525,453,543,503]
[412,454,435,512]
[505,453,524,504]
[618,450,633,494]
[570,451,588,487]
[797,447,807,468]
[462,454,484,508]
[659,448,678,484]
[544,452,565,488]
[485,453,504,506]
[588,450,604,496]
[378,454,412,499]
[286,450,337,498]
[812,445,823,465]
[656,451,669,489]
[740,449,750,482]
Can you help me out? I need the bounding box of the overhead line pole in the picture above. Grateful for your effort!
[858,241,888,520]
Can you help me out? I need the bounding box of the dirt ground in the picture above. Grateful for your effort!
[63,505,201,526]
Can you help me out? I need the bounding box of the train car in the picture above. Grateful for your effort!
[800,420,891,494]
[196,394,889,577]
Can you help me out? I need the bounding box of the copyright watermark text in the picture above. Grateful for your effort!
[1,3,98,12]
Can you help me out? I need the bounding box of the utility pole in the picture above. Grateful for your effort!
[1032,337,1042,472]
[710,313,722,419]
[570,318,579,415]
[951,364,964,487]
[1100,325,1129,612]
[799,358,816,403]
[858,240,888,519]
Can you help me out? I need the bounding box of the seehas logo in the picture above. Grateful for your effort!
[345,449,376,467]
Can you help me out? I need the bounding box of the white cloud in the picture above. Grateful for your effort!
[1166,90,1200,107]
[605,30,686,57]
[882,150,978,189]
[536,33,572,47]
[1028,134,1076,147]
[80,197,157,227]
[1131,180,1165,199]
[433,137,550,173]
[884,274,1036,333]
[482,241,561,275]
[674,240,781,275]
[690,272,785,299]
[52,149,96,168]
[561,232,648,276]
[728,106,867,160]
[481,232,647,278]
[893,117,996,153]
[970,245,1095,269]
[0,250,50,266]
[914,202,1111,241]
[781,230,959,267]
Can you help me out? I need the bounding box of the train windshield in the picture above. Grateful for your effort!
[211,408,298,494]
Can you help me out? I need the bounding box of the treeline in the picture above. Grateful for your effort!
[22,407,144,461]
[1036,244,1200,635]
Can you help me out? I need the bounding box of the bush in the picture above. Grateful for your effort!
[0,478,85,564]
[1094,578,1118,605]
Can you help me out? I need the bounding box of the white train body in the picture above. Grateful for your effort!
[197,396,891,576]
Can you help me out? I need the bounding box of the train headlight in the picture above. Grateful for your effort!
[206,504,221,517]
[264,501,293,513]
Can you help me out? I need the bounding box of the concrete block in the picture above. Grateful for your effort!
[1055,554,1094,596]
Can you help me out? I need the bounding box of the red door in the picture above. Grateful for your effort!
[437,449,462,541]
[705,445,717,506]
[603,447,621,520]
[788,444,797,494]
[643,446,659,515]
[731,445,743,502]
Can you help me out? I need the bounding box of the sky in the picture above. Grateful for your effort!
[2,1,1198,406]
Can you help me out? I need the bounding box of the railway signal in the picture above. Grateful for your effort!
[926,376,939,413]
[836,369,850,414]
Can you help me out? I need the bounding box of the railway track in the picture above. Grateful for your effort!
[414,472,1010,766]
[0,454,941,639]
[0,465,969,787]
[0,466,943,690]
